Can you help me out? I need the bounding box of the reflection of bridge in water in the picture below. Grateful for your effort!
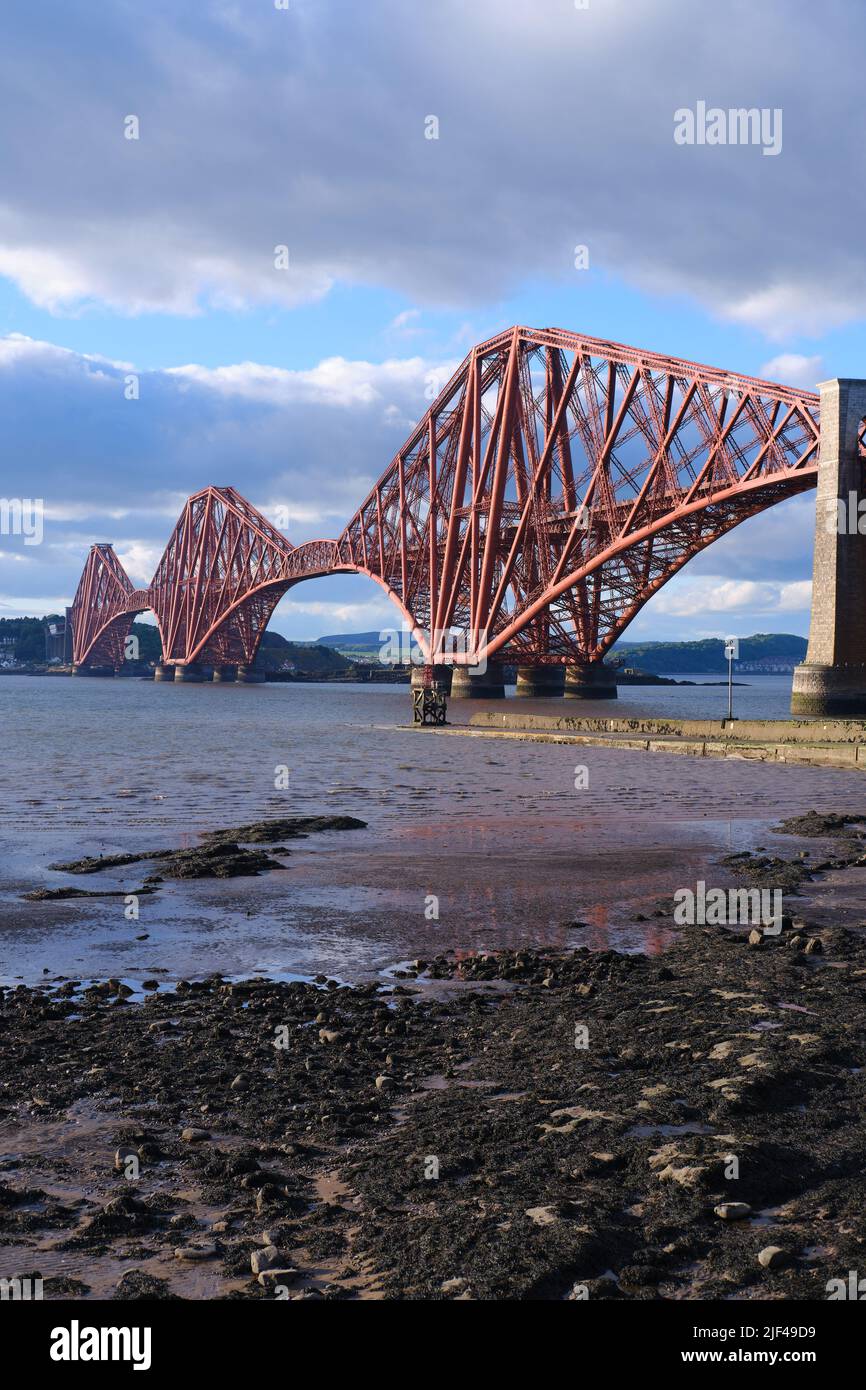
[67,326,866,714]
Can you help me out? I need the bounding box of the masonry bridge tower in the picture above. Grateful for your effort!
[792,379,866,717]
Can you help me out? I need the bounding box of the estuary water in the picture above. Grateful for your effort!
[2,673,866,986]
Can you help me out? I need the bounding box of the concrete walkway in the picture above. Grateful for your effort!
[409,710,866,770]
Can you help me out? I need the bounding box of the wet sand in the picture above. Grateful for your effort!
[7,746,866,987]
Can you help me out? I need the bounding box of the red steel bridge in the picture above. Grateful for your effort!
[70,325,822,676]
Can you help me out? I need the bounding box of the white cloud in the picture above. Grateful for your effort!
[0,331,133,374]
[0,1,862,335]
[167,354,458,411]
[0,593,72,616]
[650,575,813,619]
[759,354,824,391]
[274,595,396,630]
[114,541,165,585]
[43,496,189,524]
[778,579,813,611]
[727,287,856,342]
[389,309,423,336]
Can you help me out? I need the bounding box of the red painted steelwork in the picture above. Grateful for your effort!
[70,327,821,671]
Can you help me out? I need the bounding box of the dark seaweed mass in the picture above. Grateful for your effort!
[1,909,865,1300]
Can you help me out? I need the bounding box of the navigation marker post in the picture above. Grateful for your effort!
[725,636,739,722]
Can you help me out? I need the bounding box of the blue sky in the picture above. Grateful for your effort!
[1,0,864,643]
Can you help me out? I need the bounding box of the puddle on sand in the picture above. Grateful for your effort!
[418,1074,495,1093]
[0,1101,245,1299]
[747,1206,786,1230]
[0,1239,246,1301]
[0,1103,392,1300]
[286,1224,387,1300]
[314,1171,357,1208]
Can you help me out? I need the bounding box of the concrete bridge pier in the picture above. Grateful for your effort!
[450,662,506,698]
[212,665,238,682]
[153,664,173,681]
[71,664,116,677]
[792,378,866,716]
[410,665,453,693]
[564,661,618,700]
[236,664,265,683]
[174,662,204,682]
[515,665,565,697]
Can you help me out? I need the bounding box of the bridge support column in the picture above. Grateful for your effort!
[564,661,618,700]
[450,662,506,699]
[411,664,449,724]
[212,665,238,682]
[792,378,866,716]
[515,665,565,697]
[174,662,204,682]
[410,665,453,694]
[236,664,265,683]
[71,664,116,677]
[153,664,173,681]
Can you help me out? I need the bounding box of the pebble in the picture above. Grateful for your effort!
[525,1205,558,1225]
[257,1268,300,1289]
[758,1245,792,1269]
[180,1127,210,1143]
[714,1202,751,1220]
[251,1245,281,1275]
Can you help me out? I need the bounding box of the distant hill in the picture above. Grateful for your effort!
[313,629,808,674]
[613,633,807,673]
[124,628,350,674]
[130,620,162,663]
[257,632,350,674]
[316,630,384,653]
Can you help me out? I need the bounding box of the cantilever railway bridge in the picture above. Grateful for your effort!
[69,325,822,676]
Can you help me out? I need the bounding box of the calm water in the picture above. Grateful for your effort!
[2,673,865,985]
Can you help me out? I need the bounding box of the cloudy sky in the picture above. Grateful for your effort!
[0,0,863,642]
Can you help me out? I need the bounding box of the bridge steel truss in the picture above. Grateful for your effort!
[70,326,821,672]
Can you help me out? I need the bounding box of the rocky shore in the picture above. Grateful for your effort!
[2,821,866,1301]
[22,815,367,901]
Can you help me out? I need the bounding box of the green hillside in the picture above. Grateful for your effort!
[314,629,808,674]
[613,633,806,673]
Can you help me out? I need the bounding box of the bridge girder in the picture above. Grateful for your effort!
[69,327,821,672]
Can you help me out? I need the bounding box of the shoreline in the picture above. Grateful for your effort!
[409,712,866,772]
